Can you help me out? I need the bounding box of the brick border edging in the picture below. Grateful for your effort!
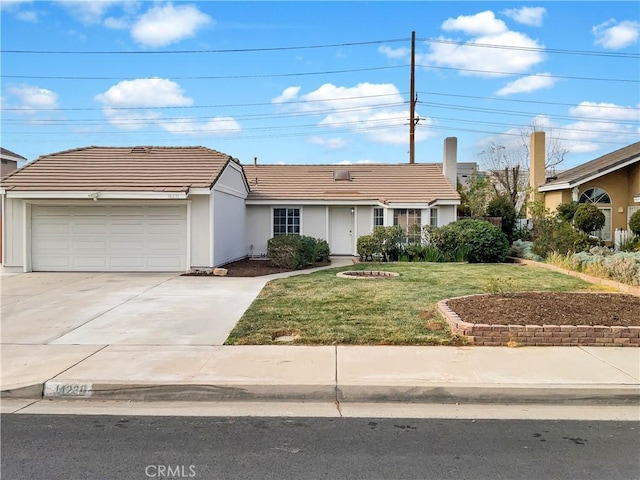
[437,295,640,347]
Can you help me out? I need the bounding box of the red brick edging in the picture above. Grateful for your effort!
[437,295,640,347]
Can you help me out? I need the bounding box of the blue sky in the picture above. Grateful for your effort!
[1,1,639,170]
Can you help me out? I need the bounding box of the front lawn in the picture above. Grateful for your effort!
[224,262,597,345]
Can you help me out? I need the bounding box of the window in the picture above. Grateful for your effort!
[273,208,300,236]
[429,208,438,227]
[394,209,422,243]
[374,208,384,227]
[579,187,611,204]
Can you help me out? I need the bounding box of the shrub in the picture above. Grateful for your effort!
[509,240,543,262]
[531,218,603,257]
[267,235,328,269]
[556,201,579,223]
[573,203,605,234]
[568,248,640,286]
[486,195,517,242]
[629,209,640,236]
[357,235,378,261]
[314,238,331,263]
[431,219,509,263]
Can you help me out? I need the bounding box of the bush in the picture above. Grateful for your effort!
[532,218,603,257]
[629,209,640,236]
[431,219,509,263]
[568,248,640,286]
[267,235,328,269]
[357,235,378,261]
[486,195,517,242]
[509,240,543,262]
[573,203,605,234]
[556,201,579,223]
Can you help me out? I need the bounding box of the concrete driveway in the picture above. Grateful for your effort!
[1,272,268,346]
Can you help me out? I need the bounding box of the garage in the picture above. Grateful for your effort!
[31,204,188,272]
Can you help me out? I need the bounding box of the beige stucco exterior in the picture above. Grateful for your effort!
[543,162,640,240]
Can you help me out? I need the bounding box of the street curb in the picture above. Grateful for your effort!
[42,381,337,402]
[337,385,640,405]
[0,384,44,400]
[35,381,640,405]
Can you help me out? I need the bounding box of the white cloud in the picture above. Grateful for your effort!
[159,116,241,136]
[496,73,557,95]
[307,136,348,150]
[442,10,507,36]
[15,9,38,22]
[55,0,129,24]
[95,78,193,107]
[272,86,302,104]
[335,159,378,165]
[378,45,410,59]
[272,82,434,145]
[6,84,59,112]
[502,7,546,27]
[593,19,640,49]
[131,3,212,47]
[421,30,545,77]
[0,0,33,10]
[101,108,162,130]
[103,16,129,29]
[569,101,640,122]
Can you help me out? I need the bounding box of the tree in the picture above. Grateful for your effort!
[487,194,517,242]
[479,122,570,215]
[456,172,494,218]
[573,204,606,234]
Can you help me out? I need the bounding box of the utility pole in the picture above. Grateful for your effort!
[409,31,416,164]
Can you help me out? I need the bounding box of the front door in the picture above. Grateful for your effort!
[329,207,354,255]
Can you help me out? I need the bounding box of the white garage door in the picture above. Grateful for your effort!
[31,205,188,272]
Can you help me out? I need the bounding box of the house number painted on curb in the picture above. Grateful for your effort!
[45,382,92,397]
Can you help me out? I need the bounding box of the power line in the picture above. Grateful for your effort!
[1,65,406,81]
[416,64,639,83]
[1,38,408,55]
[419,37,640,59]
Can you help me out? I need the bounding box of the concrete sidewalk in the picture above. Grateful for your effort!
[2,345,639,405]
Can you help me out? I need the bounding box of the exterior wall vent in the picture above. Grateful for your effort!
[130,146,152,154]
[334,170,351,181]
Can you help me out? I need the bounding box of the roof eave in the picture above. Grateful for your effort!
[539,155,640,192]
[4,190,189,200]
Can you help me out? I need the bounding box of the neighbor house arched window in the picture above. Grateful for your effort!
[578,187,612,241]
[579,187,611,204]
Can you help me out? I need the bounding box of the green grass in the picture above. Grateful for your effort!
[224,262,593,346]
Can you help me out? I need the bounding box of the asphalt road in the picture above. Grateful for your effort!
[1,415,638,480]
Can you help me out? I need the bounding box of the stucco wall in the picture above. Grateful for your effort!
[246,205,271,257]
[212,165,249,266]
[302,206,327,240]
[543,190,570,213]
[357,206,374,237]
[2,197,24,268]
[438,205,457,227]
[189,195,210,267]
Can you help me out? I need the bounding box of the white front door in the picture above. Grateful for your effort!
[31,204,188,271]
[329,207,353,255]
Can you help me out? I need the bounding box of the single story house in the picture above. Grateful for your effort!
[1,139,461,272]
[1,146,249,272]
[531,134,640,242]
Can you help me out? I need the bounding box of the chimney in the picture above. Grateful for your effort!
[442,137,457,188]
[528,131,546,213]
[253,156,257,166]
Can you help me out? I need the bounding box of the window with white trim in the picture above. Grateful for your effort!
[373,208,384,227]
[429,208,438,227]
[579,187,612,241]
[394,208,421,243]
[273,208,300,236]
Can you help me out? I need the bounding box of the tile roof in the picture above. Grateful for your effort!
[0,146,238,192]
[541,141,640,189]
[244,163,459,204]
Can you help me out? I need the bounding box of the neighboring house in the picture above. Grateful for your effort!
[532,135,640,242]
[0,139,461,272]
[1,147,25,177]
[0,146,249,272]
[1,148,24,263]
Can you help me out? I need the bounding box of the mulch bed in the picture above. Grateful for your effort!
[445,292,640,327]
[184,257,330,277]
